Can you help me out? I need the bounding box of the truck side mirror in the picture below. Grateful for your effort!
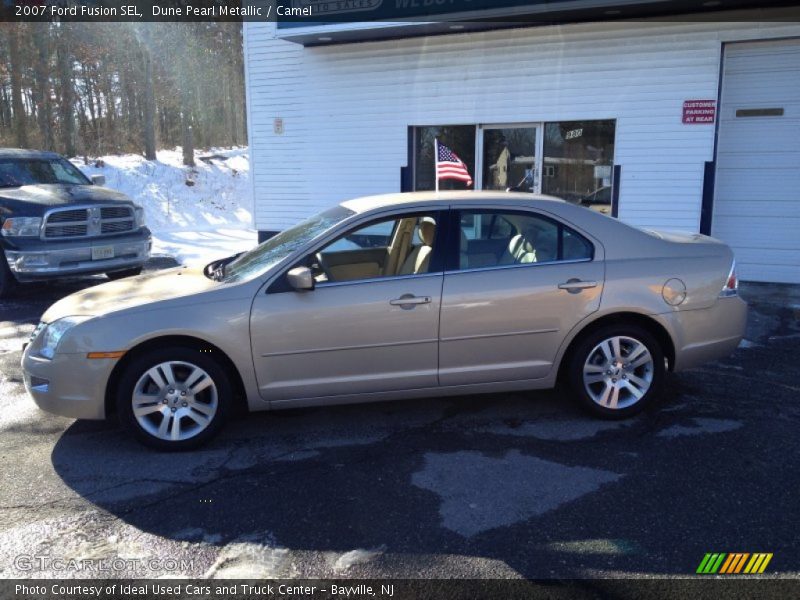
[91,174,106,186]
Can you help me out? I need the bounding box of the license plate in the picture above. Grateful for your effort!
[91,245,115,261]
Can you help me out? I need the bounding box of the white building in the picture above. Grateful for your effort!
[243,3,800,283]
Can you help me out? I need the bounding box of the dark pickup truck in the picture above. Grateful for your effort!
[0,149,151,297]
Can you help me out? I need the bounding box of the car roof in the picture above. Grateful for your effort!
[340,191,567,213]
[0,148,64,160]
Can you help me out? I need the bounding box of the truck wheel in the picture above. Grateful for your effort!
[0,251,17,299]
[116,346,231,451]
[106,267,143,280]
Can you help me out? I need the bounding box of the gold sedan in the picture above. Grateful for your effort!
[22,192,746,450]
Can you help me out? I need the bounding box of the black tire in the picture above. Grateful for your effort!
[566,324,665,419]
[116,346,231,451]
[106,266,143,280]
[0,250,17,299]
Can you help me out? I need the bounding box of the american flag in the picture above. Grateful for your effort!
[436,140,473,187]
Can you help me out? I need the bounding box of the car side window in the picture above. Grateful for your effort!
[456,210,593,271]
[324,220,395,252]
[310,212,441,285]
[563,227,593,261]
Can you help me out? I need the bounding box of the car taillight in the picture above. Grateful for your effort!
[720,261,738,297]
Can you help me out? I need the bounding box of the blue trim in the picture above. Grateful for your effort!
[611,165,621,219]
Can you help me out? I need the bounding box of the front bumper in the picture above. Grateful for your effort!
[22,346,114,420]
[4,229,151,281]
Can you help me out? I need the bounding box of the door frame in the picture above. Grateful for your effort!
[477,122,544,193]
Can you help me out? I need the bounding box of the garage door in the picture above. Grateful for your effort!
[713,40,800,284]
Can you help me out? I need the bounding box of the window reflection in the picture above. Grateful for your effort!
[483,127,537,192]
[542,120,616,209]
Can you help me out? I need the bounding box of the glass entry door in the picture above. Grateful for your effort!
[480,125,541,193]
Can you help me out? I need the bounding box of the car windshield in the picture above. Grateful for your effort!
[0,158,91,188]
[220,205,356,283]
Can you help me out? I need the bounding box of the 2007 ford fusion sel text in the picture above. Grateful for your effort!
[22,192,746,450]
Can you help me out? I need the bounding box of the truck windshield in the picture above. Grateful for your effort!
[220,205,356,284]
[0,158,91,188]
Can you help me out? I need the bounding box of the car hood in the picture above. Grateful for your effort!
[0,184,134,217]
[42,267,219,322]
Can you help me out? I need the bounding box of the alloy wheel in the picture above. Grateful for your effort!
[131,361,218,442]
[582,335,654,410]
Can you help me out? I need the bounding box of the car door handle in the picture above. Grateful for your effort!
[558,279,597,292]
[390,295,432,307]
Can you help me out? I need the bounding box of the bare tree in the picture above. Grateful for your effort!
[8,24,28,147]
[57,24,76,157]
[0,22,247,156]
[33,23,54,150]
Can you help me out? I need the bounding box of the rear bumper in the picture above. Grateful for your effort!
[4,229,151,280]
[665,295,748,371]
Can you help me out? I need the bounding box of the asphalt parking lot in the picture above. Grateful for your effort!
[0,267,798,580]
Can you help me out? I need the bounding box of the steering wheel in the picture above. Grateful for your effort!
[314,252,333,281]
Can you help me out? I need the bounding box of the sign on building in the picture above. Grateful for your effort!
[682,100,716,124]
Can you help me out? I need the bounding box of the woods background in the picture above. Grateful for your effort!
[0,22,246,164]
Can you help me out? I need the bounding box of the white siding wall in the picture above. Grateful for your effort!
[245,19,800,233]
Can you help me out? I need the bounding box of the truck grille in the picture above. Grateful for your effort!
[43,205,136,240]
[47,225,89,238]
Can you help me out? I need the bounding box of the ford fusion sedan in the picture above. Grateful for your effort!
[22,192,746,450]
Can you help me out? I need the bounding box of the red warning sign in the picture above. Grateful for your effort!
[683,100,716,124]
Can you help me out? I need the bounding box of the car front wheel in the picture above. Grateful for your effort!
[116,347,231,450]
[567,324,665,419]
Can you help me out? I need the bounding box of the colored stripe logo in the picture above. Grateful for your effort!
[696,553,773,574]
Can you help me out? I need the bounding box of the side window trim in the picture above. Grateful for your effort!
[443,256,594,276]
[446,207,594,274]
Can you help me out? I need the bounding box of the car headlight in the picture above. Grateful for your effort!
[1,217,42,237]
[134,206,145,228]
[37,316,92,360]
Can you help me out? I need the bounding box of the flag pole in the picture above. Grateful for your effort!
[434,137,439,193]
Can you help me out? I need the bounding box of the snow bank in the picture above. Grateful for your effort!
[72,148,257,265]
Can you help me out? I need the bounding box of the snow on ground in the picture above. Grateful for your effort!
[72,147,257,266]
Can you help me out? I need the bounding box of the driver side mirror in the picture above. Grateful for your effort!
[91,174,106,186]
[287,266,315,291]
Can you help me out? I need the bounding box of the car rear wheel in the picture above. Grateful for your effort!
[116,347,231,450]
[566,324,665,419]
[106,267,143,280]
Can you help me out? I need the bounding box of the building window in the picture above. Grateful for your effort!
[542,120,616,207]
[411,120,616,215]
[482,126,538,192]
[414,125,476,191]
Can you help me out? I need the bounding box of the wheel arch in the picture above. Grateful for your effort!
[104,335,249,419]
[557,311,676,383]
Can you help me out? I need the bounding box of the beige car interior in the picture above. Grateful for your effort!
[397,217,436,275]
[460,213,565,270]
[315,215,437,283]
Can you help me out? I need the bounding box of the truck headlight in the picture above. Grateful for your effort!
[134,206,145,228]
[1,217,43,237]
[37,316,92,360]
